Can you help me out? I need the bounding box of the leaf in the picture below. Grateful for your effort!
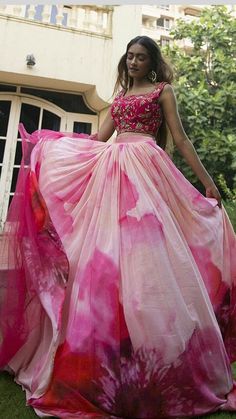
[165,6,235,198]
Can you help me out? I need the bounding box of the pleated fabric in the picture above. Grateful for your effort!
[0,128,236,418]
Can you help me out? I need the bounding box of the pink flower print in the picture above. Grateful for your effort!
[120,213,163,249]
[49,193,74,237]
[190,245,227,311]
[67,248,123,351]
[118,169,139,221]
[95,327,231,418]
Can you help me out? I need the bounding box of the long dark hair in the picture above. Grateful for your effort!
[114,36,174,151]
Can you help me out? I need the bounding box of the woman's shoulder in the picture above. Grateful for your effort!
[149,81,172,101]
[156,82,175,97]
[158,83,176,106]
[159,83,175,97]
[113,89,125,101]
[153,81,172,93]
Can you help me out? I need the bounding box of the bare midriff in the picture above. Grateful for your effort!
[116,132,155,142]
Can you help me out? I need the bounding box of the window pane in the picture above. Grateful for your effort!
[10,167,20,192]
[0,101,11,137]
[161,38,170,47]
[21,87,96,114]
[0,84,17,92]
[160,5,169,10]
[8,194,13,208]
[41,110,61,130]
[0,139,6,162]
[19,103,40,134]
[14,141,22,165]
[156,17,164,27]
[73,122,91,135]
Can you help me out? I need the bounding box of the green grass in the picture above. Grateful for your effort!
[0,372,37,418]
[1,369,236,418]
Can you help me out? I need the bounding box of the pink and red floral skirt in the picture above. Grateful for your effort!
[0,130,236,418]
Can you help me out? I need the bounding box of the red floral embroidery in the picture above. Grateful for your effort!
[111,82,167,136]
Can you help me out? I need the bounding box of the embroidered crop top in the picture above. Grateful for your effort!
[111,82,167,137]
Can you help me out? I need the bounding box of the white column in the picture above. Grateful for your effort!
[77,6,84,30]
[69,5,78,28]
[13,5,22,17]
[97,8,104,33]
[89,9,97,31]
[83,6,91,30]
[56,5,64,26]
[42,5,51,24]
[27,5,36,20]
[105,8,113,36]
[0,5,6,14]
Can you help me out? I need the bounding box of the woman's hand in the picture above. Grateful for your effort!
[205,183,222,208]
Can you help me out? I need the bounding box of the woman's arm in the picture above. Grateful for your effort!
[159,84,221,206]
[97,107,115,142]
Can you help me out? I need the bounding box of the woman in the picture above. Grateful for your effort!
[0,35,236,418]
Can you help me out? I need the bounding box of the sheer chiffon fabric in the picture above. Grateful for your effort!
[0,126,236,418]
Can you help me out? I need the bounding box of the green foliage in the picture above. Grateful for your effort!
[164,6,236,198]
[217,174,236,201]
[224,200,236,232]
[217,175,236,231]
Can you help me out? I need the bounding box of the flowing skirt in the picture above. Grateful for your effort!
[0,128,236,418]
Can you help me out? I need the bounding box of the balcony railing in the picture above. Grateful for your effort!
[0,4,113,37]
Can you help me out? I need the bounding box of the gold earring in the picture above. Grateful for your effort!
[148,70,157,83]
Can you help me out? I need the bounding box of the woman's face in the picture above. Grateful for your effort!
[126,43,152,80]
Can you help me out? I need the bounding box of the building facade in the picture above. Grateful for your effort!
[0,4,234,228]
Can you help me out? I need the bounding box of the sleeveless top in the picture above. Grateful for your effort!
[111,81,167,137]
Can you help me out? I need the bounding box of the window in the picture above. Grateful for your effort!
[41,110,61,130]
[0,101,11,138]
[21,87,96,115]
[73,122,92,135]
[0,84,17,93]
[0,98,64,226]
[0,101,11,183]
[0,93,98,228]
[19,103,40,134]
[156,17,171,30]
[160,37,170,47]
[159,5,170,10]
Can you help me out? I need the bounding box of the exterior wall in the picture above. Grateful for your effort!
[0,16,111,108]
[0,5,142,108]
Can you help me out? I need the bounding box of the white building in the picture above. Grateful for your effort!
[142,4,202,47]
[0,4,234,228]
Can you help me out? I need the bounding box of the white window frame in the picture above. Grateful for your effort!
[66,112,98,134]
[0,93,98,230]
